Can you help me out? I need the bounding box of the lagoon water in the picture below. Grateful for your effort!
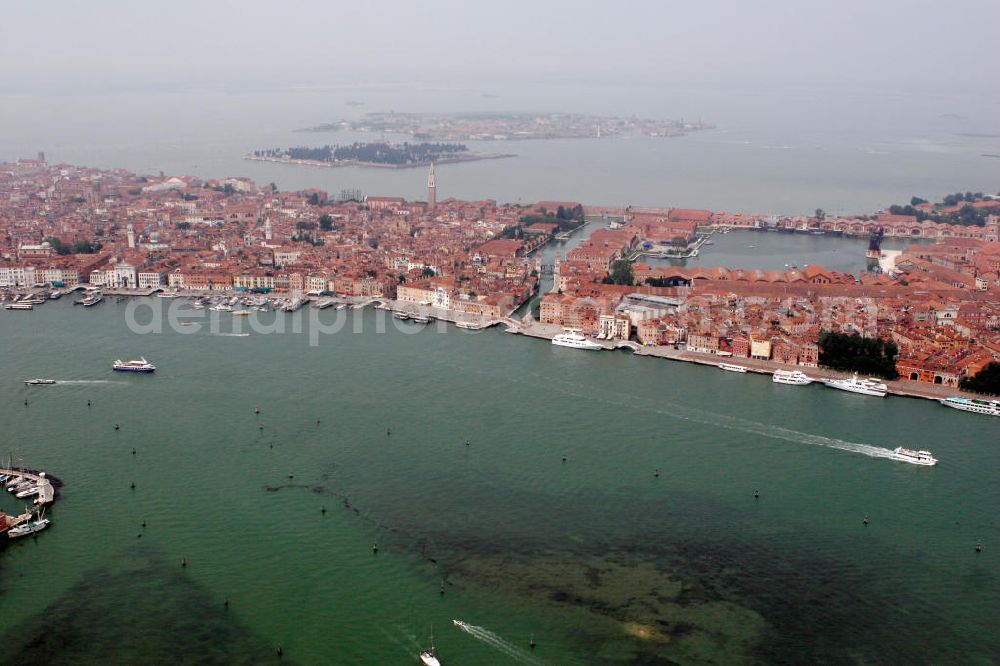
[1,296,998,664]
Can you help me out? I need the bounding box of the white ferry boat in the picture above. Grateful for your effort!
[4,302,33,310]
[939,396,1000,417]
[454,321,482,330]
[823,373,887,397]
[552,330,603,350]
[112,357,156,373]
[891,447,939,466]
[718,362,748,373]
[74,293,103,307]
[772,370,813,385]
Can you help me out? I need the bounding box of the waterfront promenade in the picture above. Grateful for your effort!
[510,319,985,404]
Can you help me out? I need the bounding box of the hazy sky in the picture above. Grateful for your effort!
[3,0,999,93]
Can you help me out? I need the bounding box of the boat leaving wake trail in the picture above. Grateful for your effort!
[452,620,544,665]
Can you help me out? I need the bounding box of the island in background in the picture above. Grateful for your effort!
[246,141,515,169]
[295,111,713,140]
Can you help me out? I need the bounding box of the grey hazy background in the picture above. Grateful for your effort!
[1,1,999,214]
[3,0,999,93]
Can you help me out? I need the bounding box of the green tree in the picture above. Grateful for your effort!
[959,362,1000,395]
[420,266,436,278]
[607,259,634,286]
[319,214,334,231]
[818,330,898,379]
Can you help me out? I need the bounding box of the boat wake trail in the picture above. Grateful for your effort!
[453,621,544,664]
[53,380,128,385]
[449,359,898,462]
[213,332,250,337]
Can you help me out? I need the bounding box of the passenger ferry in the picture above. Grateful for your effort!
[552,330,603,350]
[717,362,748,373]
[112,357,156,373]
[939,396,1000,417]
[4,302,33,310]
[891,447,939,466]
[772,370,813,385]
[75,292,103,307]
[823,373,887,397]
[454,321,483,330]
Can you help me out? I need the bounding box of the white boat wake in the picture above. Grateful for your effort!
[452,360,900,462]
[452,620,544,664]
[51,380,128,385]
[214,332,250,337]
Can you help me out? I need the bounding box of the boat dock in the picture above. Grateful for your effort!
[1,467,56,505]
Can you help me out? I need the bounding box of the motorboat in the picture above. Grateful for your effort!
[552,330,603,350]
[891,447,938,466]
[112,357,156,373]
[24,378,57,385]
[772,370,813,385]
[210,303,234,312]
[16,485,40,499]
[823,373,888,397]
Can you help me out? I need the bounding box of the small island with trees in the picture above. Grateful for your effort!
[246,141,514,169]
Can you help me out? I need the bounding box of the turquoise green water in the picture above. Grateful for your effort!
[1,300,998,664]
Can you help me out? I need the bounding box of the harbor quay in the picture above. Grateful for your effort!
[0,467,57,542]
[510,319,992,404]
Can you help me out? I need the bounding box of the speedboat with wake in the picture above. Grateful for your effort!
[24,378,57,385]
[891,447,938,466]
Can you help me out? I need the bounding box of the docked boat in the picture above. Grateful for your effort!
[4,476,24,491]
[393,312,410,321]
[157,290,179,298]
[210,303,233,312]
[454,321,482,330]
[823,373,887,397]
[49,290,63,300]
[112,357,156,373]
[891,447,938,466]
[75,293,103,307]
[8,517,50,539]
[4,303,33,310]
[552,330,603,350]
[16,485,40,499]
[412,315,432,324]
[939,396,1000,417]
[232,310,252,316]
[718,362,748,373]
[24,378,57,385]
[772,370,813,385]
